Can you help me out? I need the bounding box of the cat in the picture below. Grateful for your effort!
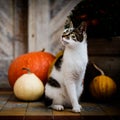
[44,18,88,113]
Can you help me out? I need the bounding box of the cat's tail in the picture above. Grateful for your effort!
[44,94,53,107]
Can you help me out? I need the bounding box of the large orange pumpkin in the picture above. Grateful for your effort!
[8,50,55,88]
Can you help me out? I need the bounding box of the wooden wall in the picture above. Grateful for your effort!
[0,0,120,89]
[88,37,120,81]
[28,0,80,52]
[0,0,28,88]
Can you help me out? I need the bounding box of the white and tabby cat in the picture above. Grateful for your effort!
[44,18,88,113]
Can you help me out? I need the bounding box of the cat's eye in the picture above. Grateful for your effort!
[66,29,69,33]
[71,34,76,39]
[64,29,70,34]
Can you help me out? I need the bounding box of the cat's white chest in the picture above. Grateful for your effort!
[62,43,88,81]
[63,46,88,68]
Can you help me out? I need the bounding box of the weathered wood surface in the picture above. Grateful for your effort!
[50,0,81,36]
[49,0,82,54]
[0,0,28,58]
[28,0,81,52]
[0,91,120,119]
[28,0,36,52]
[13,0,28,57]
[88,37,120,84]
[0,0,13,59]
[0,0,28,88]
[88,37,120,56]
[90,56,120,78]
[28,0,50,52]
[0,0,14,89]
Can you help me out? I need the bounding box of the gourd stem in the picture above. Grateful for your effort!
[93,63,104,75]
[22,68,31,74]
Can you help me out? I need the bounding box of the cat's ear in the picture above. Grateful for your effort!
[64,17,73,29]
[77,21,87,33]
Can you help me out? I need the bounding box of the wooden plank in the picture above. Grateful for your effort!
[36,0,50,52]
[53,104,81,120]
[0,91,119,119]
[28,0,50,52]
[54,116,81,120]
[53,109,80,116]
[0,91,12,111]
[0,94,28,116]
[54,116,112,120]
[0,0,14,88]
[0,0,14,59]
[81,102,105,116]
[49,0,82,54]
[89,56,120,79]
[25,116,52,120]
[0,60,11,89]
[26,102,52,116]
[50,0,81,36]
[28,0,36,52]
[88,37,120,55]
[13,0,28,57]
[99,103,120,116]
[50,26,64,54]
[0,116,24,120]
[50,0,70,18]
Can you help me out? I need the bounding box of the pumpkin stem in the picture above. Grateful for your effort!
[93,63,104,75]
[22,68,31,74]
[41,48,45,52]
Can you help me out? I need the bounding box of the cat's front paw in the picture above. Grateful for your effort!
[51,105,64,111]
[72,105,82,113]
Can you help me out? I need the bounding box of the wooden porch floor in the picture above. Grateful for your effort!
[0,91,120,120]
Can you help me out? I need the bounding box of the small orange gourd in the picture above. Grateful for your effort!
[89,64,117,100]
[48,50,64,77]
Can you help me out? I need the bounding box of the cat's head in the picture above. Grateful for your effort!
[61,17,87,47]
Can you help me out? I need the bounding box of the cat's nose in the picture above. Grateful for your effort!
[62,35,65,38]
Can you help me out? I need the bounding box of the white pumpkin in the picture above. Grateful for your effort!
[13,68,44,101]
